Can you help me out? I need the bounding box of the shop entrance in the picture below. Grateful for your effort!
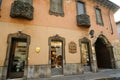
[50,41,63,75]
[2,32,30,80]
[79,37,92,72]
[95,35,115,69]
[49,34,65,76]
[7,38,27,79]
[81,42,91,72]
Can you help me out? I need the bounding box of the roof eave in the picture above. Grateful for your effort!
[90,0,120,13]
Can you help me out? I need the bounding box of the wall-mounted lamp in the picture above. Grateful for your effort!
[66,0,71,3]
[18,29,22,33]
[36,47,40,53]
[89,30,94,38]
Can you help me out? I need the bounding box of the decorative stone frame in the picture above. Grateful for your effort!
[79,37,92,72]
[10,0,34,20]
[48,34,65,74]
[2,31,30,80]
[49,0,64,16]
[69,41,77,54]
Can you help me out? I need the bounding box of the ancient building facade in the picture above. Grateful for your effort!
[0,0,119,80]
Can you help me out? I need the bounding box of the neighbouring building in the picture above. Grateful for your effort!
[116,21,120,40]
[0,0,120,80]
[115,21,120,68]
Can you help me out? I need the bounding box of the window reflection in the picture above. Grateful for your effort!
[11,42,27,72]
[51,41,63,68]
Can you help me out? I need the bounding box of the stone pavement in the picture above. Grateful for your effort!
[28,69,120,80]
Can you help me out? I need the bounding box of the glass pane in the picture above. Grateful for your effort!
[49,0,64,16]
[11,41,27,72]
[96,9,103,24]
[81,43,90,66]
[51,41,63,68]
[77,2,85,15]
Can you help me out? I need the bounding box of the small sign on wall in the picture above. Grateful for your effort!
[69,41,77,53]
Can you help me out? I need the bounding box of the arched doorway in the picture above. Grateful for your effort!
[48,34,65,75]
[95,35,115,69]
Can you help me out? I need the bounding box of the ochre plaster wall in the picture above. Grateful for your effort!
[0,22,86,66]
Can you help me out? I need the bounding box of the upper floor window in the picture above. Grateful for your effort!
[15,0,32,4]
[95,8,104,25]
[49,0,64,16]
[0,0,2,6]
[77,1,85,15]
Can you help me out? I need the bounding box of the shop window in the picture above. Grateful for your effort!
[95,8,104,25]
[49,0,64,16]
[81,42,90,66]
[2,32,30,79]
[48,34,65,75]
[7,38,27,78]
[79,37,92,71]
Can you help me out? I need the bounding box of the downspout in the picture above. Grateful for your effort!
[0,0,2,17]
[108,5,114,35]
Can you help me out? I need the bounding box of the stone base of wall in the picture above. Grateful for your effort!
[115,61,120,69]
[1,66,7,80]
[27,63,83,79]
[91,61,98,72]
[64,63,83,75]
[1,63,83,79]
[0,67,3,80]
[27,65,51,79]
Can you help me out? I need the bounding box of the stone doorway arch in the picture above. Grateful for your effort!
[48,34,65,75]
[79,37,92,72]
[2,31,30,80]
[94,34,115,69]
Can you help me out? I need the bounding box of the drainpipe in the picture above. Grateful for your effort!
[0,0,2,17]
[108,5,114,35]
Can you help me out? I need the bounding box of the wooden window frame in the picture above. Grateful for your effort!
[76,1,86,15]
[95,7,104,26]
